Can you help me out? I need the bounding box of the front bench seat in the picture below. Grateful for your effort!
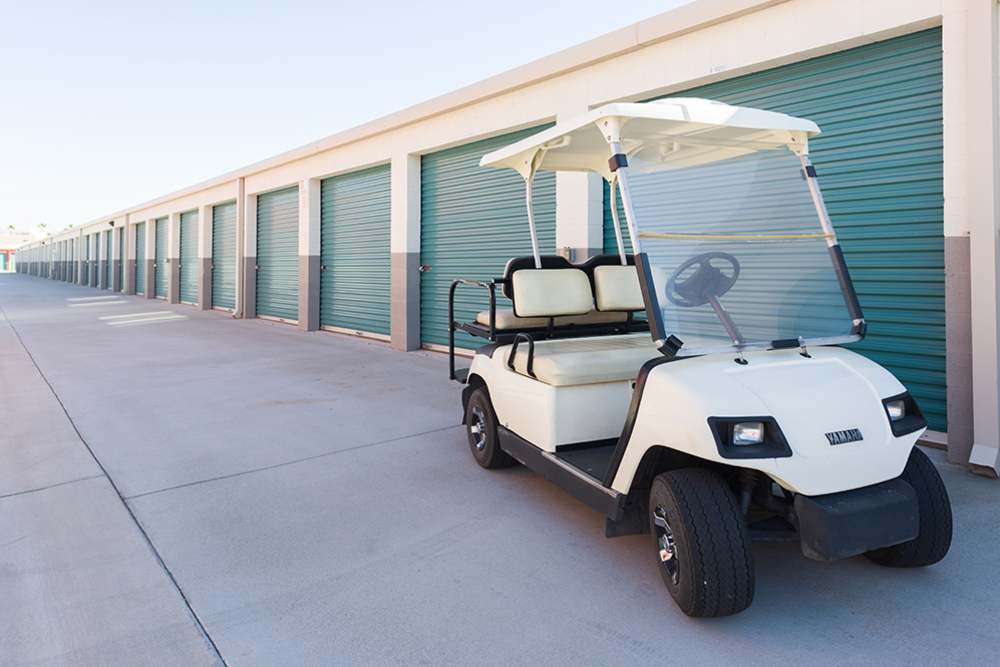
[475,308,626,330]
[506,333,659,386]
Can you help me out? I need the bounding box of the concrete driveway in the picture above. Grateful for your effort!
[2,273,997,666]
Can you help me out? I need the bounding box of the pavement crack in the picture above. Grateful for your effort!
[0,302,229,667]
[0,474,105,500]
[125,423,462,501]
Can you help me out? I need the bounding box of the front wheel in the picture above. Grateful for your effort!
[464,386,516,469]
[649,468,755,617]
[866,447,952,567]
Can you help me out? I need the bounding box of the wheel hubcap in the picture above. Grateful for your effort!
[469,406,487,451]
[653,505,680,585]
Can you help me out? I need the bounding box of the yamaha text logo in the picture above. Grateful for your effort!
[825,428,863,445]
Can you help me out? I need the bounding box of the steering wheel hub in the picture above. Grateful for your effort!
[666,251,741,308]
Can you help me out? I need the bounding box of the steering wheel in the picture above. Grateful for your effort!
[665,252,741,307]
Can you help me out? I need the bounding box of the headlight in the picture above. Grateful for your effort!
[733,421,765,446]
[882,392,926,437]
[885,399,906,421]
[707,417,791,459]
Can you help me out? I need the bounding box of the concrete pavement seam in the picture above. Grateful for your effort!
[0,302,228,667]
[0,474,105,500]
[125,423,462,501]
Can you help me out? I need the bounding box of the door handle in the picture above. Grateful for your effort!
[418,264,431,273]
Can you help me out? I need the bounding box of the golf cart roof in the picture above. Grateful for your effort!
[479,98,820,180]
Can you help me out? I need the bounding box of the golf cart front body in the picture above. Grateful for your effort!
[611,345,924,498]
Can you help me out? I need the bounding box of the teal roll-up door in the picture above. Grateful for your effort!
[602,28,945,431]
[212,202,237,311]
[105,230,112,288]
[319,165,391,336]
[256,186,299,320]
[420,125,556,348]
[135,222,146,294]
[179,210,199,304]
[155,217,168,298]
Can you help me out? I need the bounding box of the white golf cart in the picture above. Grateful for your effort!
[447,99,952,617]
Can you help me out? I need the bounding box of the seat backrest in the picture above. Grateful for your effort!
[511,268,594,317]
[500,255,574,299]
[593,264,644,311]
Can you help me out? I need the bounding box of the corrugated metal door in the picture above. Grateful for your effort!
[319,165,391,336]
[212,202,237,311]
[135,222,146,294]
[179,210,199,304]
[256,186,299,321]
[420,126,556,348]
[105,230,112,288]
[155,217,168,298]
[602,28,945,431]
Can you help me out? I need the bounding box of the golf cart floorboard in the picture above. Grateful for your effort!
[554,442,618,481]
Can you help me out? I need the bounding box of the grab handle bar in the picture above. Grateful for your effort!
[506,332,536,378]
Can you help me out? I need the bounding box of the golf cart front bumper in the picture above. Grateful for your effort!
[794,478,918,562]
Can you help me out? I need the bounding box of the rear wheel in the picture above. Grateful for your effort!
[866,447,952,567]
[464,387,516,469]
[648,468,754,617]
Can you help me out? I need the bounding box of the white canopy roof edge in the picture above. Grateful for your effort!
[479,98,821,180]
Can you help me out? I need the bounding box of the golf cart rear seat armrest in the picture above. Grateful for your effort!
[449,277,500,331]
[449,278,501,382]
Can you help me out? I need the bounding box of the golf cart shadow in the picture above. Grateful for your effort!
[491,460,931,617]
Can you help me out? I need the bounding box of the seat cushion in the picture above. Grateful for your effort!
[476,308,627,330]
[506,333,659,386]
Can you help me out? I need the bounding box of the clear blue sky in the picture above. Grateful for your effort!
[1,1,689,237]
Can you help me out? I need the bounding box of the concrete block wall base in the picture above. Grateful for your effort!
[390,252,419,351]
[945,236,973,465]
[168,258,180,304]
[199,258,212,311]
[299,255,320,331]
[242,256,257,319]
[124,260,136,295]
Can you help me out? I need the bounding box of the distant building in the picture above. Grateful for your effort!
[0,230,32,272]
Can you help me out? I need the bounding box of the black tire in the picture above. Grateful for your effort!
[866,447,952,567]
[648,468,754,617]
[464,386,516,469]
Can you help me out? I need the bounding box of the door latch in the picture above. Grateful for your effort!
[418,264,432,273]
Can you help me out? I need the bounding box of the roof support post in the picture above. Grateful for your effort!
[608,175,627,265]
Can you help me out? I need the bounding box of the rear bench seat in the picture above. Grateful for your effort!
[476,256,642,330]
[499,259,658,385]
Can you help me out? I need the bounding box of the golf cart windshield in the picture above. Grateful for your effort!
[620,148,855,356]
[480,98,864,358]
